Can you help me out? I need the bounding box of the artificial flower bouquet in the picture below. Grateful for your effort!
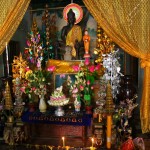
[21,24,56,103]
[21,66,55,102]
[67,58,102,106]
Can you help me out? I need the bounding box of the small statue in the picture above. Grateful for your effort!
[83,29,91,58]
[37,58,41,69]
[64,45,72,60]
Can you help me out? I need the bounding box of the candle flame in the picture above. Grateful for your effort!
[62,137,65,140]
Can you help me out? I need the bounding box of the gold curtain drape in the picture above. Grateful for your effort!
[0,0,31,54]
[83,0,150,133]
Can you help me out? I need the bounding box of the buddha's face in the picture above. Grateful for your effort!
[67,9,76,25]
[67,15,76,25]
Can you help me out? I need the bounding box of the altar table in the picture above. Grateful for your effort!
[22,111,92,147]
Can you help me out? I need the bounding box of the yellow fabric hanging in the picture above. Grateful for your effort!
[0,0,31,54]
[83,0,150,133]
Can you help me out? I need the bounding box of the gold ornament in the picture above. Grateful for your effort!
[46,59,81,73]
[12,53,28,79]
[105,82,115,114]
[4,82,13,110]
[94,24,116,64]
[42,4,50,49]
[31,18,39,35]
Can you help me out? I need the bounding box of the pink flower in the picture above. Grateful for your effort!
[30,58,35,63]
[20,87,25,93]
[89,65,95,73]
[26,40,31,47]
[91,86,94,90]
[84,58,90,65]
[72,88,78,94]
[72,65,80,72]
[31,87,36,91]
[31,37,35,42]
[95,64,101,70]
[47,66,56,72]
[72,94,77,98]
[87,80,90,85]
[60,74,65,78]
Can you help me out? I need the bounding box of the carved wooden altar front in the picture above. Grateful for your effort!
[22,111,93,147]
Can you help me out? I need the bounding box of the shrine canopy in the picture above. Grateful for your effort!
[0,0,30,54]
[83,0,150,133]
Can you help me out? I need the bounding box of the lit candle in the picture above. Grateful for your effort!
[65,146,70,150]
[6,42,9,75]
[62,136,65,147]
[90,138,96,150]
[91,138,94,147]
[106,115,112,149]
[90,147,96,150]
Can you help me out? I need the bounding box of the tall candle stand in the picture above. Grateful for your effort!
[13,77,25,126]
[105,82,115,149]
[4,43,10,77]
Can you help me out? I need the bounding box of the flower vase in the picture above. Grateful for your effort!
[84,94,93,114]
[85,105,93,114]
[74,97,81,112]
[84,94,91,106]
[39,95,47,113]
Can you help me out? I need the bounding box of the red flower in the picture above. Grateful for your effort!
[80,85,84,91]
[89,65,95,73]
[95,64,101,70]
[24,49,29,54]
[25,67,31,72]
[47,66,56,72]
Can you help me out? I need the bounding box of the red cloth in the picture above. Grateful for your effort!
[121,139,135,150]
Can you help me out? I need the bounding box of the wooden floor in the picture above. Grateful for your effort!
[144,139,150,150]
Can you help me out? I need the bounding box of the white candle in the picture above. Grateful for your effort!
[62,136,65,147]
[6,42,9,75]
